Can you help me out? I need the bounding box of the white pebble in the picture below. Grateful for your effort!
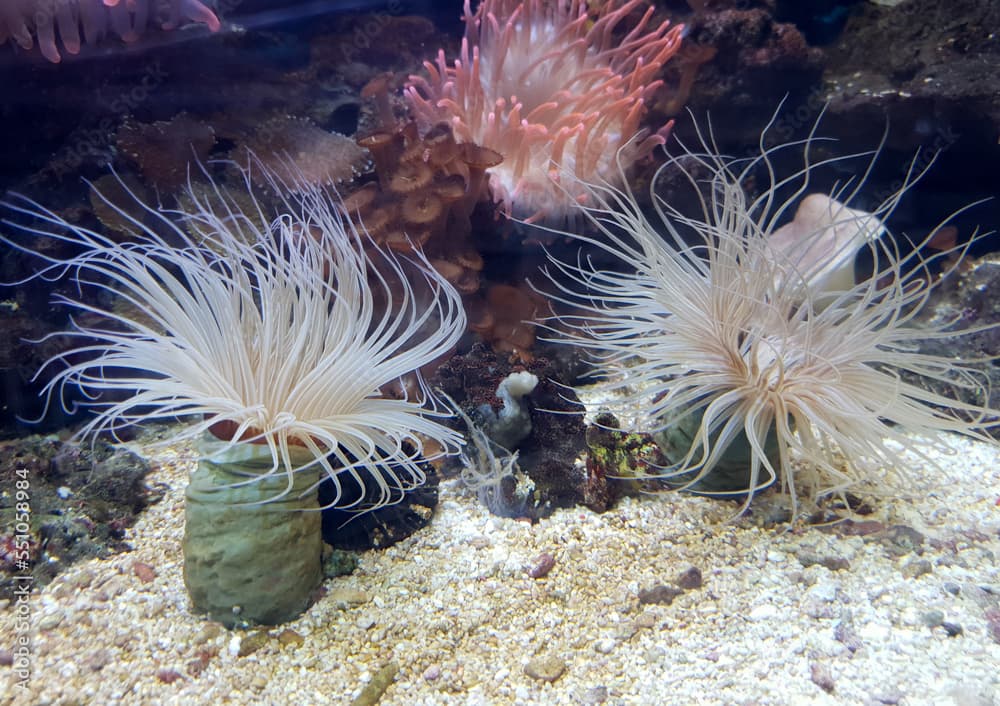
[748,604,779,622]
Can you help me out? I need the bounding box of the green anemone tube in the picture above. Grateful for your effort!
[652,411,784,497]
[183,435,323,627]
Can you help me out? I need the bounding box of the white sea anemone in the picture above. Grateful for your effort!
[542,114,997,515]
[2,161,467,511]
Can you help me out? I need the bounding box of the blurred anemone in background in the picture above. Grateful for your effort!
[406,0,684,225]
[0,0,220,62]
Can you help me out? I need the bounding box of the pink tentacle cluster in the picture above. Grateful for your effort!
[0,0,220,62]
[405,0,683,224]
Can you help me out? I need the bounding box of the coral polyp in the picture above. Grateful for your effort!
[405,0,683,224]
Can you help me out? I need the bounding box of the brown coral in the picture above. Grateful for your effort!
[242,117,367,188]
[346,120,503,300]
[116,113,216,192]
[88,173,151,240]
[471,284,550,362]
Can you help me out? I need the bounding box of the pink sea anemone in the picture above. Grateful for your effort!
[405,0,683,224]
[0,0,220,63]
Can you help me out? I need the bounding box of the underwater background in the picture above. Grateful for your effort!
[1,1,999,704]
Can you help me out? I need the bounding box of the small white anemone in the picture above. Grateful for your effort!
[539,110,997,515]
[2,159,467,511]
[442,390,532,518]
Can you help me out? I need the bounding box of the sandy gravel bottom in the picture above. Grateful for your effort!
[1,433,999,706]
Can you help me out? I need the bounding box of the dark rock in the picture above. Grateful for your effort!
[921,610,945,628]
[984,608,1000,644]
[156,668,183,684]
[940,621,963,637]
[638,584,683,606]
[819,0,1000,264]
[906,255,1000,436]
[675,566,704,590]
[796,550,850,571]
[671,0,1000,314]
[319,451,438,551]
[0,436,150,601]
[901,559,933,579]
[528,552,556,579]
[0,305,67,437]
[237,631,269,658]
[429,343,590,518]
[834,611,863,653]
[827,0,1000,128]
[879,525,927,557]
[676,3,825,136]
[524,655,566,683]
[810,659,835,693]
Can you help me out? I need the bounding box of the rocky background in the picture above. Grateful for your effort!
[1,0,998,436]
